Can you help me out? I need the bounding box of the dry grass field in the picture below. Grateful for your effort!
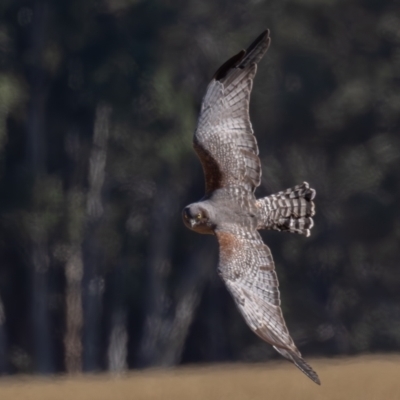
[0,355,399,400]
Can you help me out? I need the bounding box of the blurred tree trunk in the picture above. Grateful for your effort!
[63,132,85,373]
[107,310,128,373]
[205,273,227,362]
[159,243,215,365]
[30,230,52,373]
[26,0,54,374]
[137,183,177,367]
[138,182,215,367]
[82,104,111,371]
[107,260,127,373]
[64,247,84,373]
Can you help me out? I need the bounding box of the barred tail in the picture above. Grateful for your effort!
[273,346,321,385]
[256,182,316,237]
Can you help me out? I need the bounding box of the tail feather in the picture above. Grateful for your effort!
[256,182,316,236]
[274,346,321,385]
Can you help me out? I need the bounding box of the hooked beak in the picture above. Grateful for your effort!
[189,219,195,228]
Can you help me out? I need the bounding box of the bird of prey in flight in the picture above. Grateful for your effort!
[182,30,320,385]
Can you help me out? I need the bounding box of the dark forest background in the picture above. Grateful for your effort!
[0,0,399,375]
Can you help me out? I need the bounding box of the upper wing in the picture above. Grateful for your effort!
[194,30,271,195]
[215,227,320,385]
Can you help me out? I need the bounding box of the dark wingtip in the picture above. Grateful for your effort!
[213,29,271,81]
[245,29,270,55]
[274,346,321,386]
[292,354,321,385]
[213,49,246,81]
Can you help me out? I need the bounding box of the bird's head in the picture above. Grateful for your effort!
[182,202,215,234]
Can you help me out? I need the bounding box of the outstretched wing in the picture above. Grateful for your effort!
[194,30,270,195]
[215,228,320,385]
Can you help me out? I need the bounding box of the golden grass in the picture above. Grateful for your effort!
[0,355,399,400]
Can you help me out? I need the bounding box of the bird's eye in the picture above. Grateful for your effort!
[196,213,202,220]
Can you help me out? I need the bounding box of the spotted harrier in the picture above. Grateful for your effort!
[182,30,320,385]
